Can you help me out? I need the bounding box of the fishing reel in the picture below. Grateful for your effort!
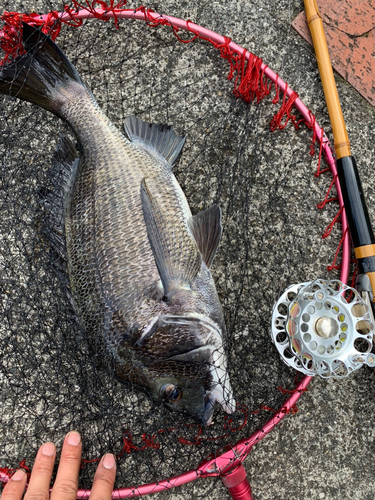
[271,279,375,378]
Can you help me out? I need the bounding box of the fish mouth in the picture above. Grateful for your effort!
[201,348,236,426]
[202,390,236,426]
[141,313,236,425]
[153,344,236,426]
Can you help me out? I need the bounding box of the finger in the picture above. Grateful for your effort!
[1,469,27,500]
[50,431,82,500]
[25,442,56,500]
[90,454,116,500]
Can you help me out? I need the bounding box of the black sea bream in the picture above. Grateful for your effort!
[0,23,235,425]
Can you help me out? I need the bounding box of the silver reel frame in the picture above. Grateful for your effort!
[271,279,375,378]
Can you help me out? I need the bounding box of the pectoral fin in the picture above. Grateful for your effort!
[141,179,202,298]
[188,205,222,269]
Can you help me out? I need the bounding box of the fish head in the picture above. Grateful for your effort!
[143,315,236,426]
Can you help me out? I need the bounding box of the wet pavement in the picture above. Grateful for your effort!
[2,1,375,499]
[293,0,375,107]
[159,1,375,498]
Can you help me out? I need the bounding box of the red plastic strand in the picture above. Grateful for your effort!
[81,430,161,467]
[322,206,343,240]
[134,7,200,43]
[269,86,300,131]
[255,376,305,415]
[0,11,63,64]
[326,228,347,272]
[277,385,308,395]
[259,403,299,415]
[316,175,338,210]
[277,374,309,396]
[0,8,347,493]
[307,111,317,155]
[271,74,280,104]
[66,1,127,28]
[230,49,272,103]
[314,128,330,177]
[0,459,31,487]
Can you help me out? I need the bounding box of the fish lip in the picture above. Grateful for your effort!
[201,393,216,426]
[201,391,237,426]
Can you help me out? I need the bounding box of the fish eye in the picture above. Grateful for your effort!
[160,384,182,402]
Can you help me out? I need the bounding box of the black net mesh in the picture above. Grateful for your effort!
[0,0,342,497]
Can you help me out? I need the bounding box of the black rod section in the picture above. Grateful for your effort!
[336,156,375,249]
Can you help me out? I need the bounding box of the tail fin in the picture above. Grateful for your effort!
[0,22,83,113]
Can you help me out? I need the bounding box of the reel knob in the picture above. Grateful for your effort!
[271,279,375,377]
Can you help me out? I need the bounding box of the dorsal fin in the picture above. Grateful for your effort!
[140,178,201,299]
[187,205,222,269]
[124,116,185,166]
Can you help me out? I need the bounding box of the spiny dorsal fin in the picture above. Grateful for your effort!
[140,178,201,298]
[187,205,222,269]
[124,116,185,166]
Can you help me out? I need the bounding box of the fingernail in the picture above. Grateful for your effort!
[102,454,115,470]
[67,431,81,446]
[42,442,55,456]
[11,469,26,481]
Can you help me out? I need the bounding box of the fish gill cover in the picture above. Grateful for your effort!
[0,0,342,497]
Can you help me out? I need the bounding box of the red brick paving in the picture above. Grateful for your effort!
[292,0,375,106]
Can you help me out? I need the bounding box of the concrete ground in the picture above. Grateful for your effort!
[2,1,375,499]
[150,1,375,499]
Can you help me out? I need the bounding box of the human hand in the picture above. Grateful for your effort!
[1,431,116,500]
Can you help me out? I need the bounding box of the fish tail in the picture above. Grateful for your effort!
[0,22,83,114]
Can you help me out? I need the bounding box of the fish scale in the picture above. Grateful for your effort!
[0,22,235,425]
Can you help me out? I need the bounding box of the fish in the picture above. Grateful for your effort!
[0,23,236,426]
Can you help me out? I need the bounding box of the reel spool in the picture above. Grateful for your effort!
[271,279,375,378]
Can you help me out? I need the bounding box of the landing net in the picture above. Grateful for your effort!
[0,1,349,498]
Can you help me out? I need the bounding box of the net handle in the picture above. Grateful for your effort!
[0,7,350,498]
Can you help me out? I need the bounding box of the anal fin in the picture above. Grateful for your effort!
[40,136,79,263]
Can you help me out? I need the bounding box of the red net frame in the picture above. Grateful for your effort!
[0,4,351,498]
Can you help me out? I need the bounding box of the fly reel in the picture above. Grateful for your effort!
[271,279,375,377]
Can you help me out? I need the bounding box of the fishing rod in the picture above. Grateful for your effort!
[305,0,375,310]
[271,0,375,378]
